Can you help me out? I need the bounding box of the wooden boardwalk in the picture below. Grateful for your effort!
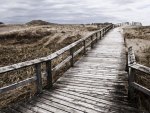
[2,28,140,113]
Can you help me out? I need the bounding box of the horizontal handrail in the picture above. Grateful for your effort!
[127,47,150,98]
[0,24,113,94]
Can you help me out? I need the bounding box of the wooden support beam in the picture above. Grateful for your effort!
[128,67,135,100]
[83,40,86,55]
[46,60,52,88]
[95,33,98,43]
[91,36,94,48]
[100,31,102,39]
[35,63,42,94]
[70,47,74,67]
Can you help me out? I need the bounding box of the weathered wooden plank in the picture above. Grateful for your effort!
[130,63,150,75]
[55,88,131,106]
[131,82,150,96]
[50,90,138,112]
[36,97,84,113]
[42,93,100,113]
[128,47,136,65]
[74,47,84,57]
[44,91,118,113]
[43,91,109,113]
[59,77,127,85]
[52,56,72,72]
[0,76,36,94]
[46,60,52,88]
[23,102,53,113]
[70,47,74,67]
[55,84,127,96]
[2,107,21,113]
[53,85,129,101]
[35,63,42,94]
[12,104,35,113]
[30,99,68,113]
[83,40,86,54]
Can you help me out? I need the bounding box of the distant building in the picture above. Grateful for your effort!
[115,22,142,27]
[131,22,142,26]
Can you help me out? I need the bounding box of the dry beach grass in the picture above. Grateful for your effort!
[0,23,106,108]
[123,26,150,111]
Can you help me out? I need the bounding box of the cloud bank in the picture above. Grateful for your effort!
[0,0,150,25]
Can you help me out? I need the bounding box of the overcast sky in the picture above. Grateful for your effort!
[0,0,150,25]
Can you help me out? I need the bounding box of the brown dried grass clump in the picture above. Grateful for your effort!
[123,26,150,112]
[0,24,104,108]
[0,28,54,45]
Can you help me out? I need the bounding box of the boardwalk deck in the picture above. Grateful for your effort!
[1,28,141,113]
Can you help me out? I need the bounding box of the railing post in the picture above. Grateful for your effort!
[46,60,52,88]
[95,33,98,43]
[91,36,94,48]
[35,63,42,94]
[100,31,102,39]
[70,47,74,67]
[128,67,135,100]
[103,29,105,37]
[83,40,86,55]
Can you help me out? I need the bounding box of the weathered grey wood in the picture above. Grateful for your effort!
[95,33,98,43]
[0,76,36,94]
[52,56,72,72]
[23,102,53,113]
[128,47,136,65]
[128,67,135,99]
[42,93,100,113]
[128,46,150,98]
[86,41,92,48]
[90,36,94,48]
[83,40,86,54]
[36,97,84,113]
[46,60,52,88]
[130,63,150,75]
[70,47,74,67]
[48,90,138,112]
[131,82,150,96]
[30,99,68,113]
[99,31,102,39]
[35,63,42,94]
[14,105,34,113]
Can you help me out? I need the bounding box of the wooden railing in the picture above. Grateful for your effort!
[0,24,113,94]
[127,47,150,99]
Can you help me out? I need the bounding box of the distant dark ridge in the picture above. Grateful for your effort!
[26,20,55,25]
[0,22,4,24]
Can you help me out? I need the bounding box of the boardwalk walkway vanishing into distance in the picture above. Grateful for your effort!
[1,27,141,113]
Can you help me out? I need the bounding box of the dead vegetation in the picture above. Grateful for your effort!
[0,23,105,108]
[123,26,150,111]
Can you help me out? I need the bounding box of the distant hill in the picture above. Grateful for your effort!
[0,22,4,24]
[26,20,55,25]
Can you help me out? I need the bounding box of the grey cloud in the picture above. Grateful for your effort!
[0,0,149,25]
[111,0,135,5]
